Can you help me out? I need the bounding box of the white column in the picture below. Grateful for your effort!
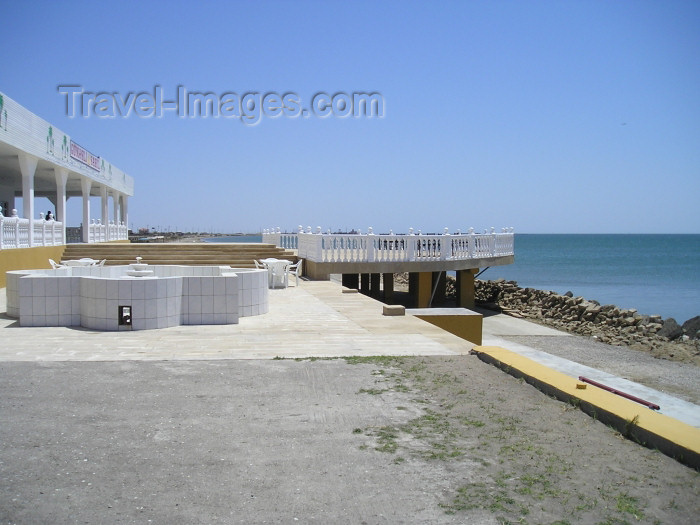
[55,167,69,244]
[18,154,38,246]
[113,192,120,228]
[81,178,92,243]
[100,186,109,240]
[121,196,128,228]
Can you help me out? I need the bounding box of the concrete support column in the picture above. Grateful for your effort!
[81,178,92,243]
[342,274,359,290]
[18,154,38,246]
[432,272,447,305]
[55,167,69,244]
[360,273,370,295]
[409,272,432,308]
[370,273,381,298]
[382,273,394,302]
[456,269,477,309]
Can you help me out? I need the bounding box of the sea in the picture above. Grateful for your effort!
[480,234,699,324]
[203,235,263,244]
[206,233,699,324]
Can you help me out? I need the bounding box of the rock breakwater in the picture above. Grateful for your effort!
[473,278,700,365]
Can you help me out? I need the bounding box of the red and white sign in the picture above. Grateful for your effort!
[70,140,101,171]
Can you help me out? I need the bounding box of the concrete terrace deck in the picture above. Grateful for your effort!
[0,280,473,361]
[1,279,698,429]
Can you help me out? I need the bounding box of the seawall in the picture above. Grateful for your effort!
[473,279,700,365]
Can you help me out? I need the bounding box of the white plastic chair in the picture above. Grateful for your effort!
[97,259,107,267]
[49,258,66,269]
[269,261,288,288]
[285,259,303,287]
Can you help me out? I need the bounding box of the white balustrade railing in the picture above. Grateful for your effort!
[33,220,64,246]
[0,217,64,249]
[262,228,299,250]
[87,220,128,243]
[268,226,515,264]
[0,215,128,249]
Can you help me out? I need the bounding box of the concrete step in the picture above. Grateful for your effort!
[61,242,297,268]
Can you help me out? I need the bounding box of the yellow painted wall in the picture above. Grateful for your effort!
[0,246,66,288]
[457,269,477,308]
[473,346,700,469]
[414,313,483,345]
[304,259,328,280]
[416,272,432,308]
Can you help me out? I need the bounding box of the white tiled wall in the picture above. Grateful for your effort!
[79,276,183,331]
[17,275,81,327]
[235,270,269,316]
[7,266,268,331]
[180,276,238,325]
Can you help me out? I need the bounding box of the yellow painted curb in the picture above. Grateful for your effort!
[473,346,700,470]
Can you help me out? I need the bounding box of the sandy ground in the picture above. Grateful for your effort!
[1,356,698,524]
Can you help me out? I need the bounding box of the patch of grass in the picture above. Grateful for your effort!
[623,415,640,439]
[597,517,632,525]
[615,493,644,520]
[462,417,486,428]
[664,498,678,510]
[403,410,454,439]
[432,373,458,385]
[344,356,405,367]
[440,484,485,513]
[357,387,389,395]
[408,362,427,373]
[573,495,598,513]
[441,479,531,519]
[488,492,516,513]
[373,426,399,453]
[424,441,464,461]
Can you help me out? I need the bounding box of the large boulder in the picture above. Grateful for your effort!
[658,318,683,340]
[681,316,700,340]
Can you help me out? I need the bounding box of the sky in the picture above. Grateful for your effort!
[3,0,699,234]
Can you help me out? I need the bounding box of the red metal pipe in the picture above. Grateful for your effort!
[578,376,660,410]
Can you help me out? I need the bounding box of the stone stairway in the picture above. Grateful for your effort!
[61,243,297,268]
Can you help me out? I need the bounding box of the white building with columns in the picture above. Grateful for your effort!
[0,91,133,248]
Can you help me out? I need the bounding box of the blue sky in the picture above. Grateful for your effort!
[4,0,699,233]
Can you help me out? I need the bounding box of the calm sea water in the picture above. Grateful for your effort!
[202,235,263,243]
[481,234,699,323]
[208,233,699,323]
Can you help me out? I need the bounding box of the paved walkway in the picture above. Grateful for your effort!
[1,280,698,427]
[0,281,470,362]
